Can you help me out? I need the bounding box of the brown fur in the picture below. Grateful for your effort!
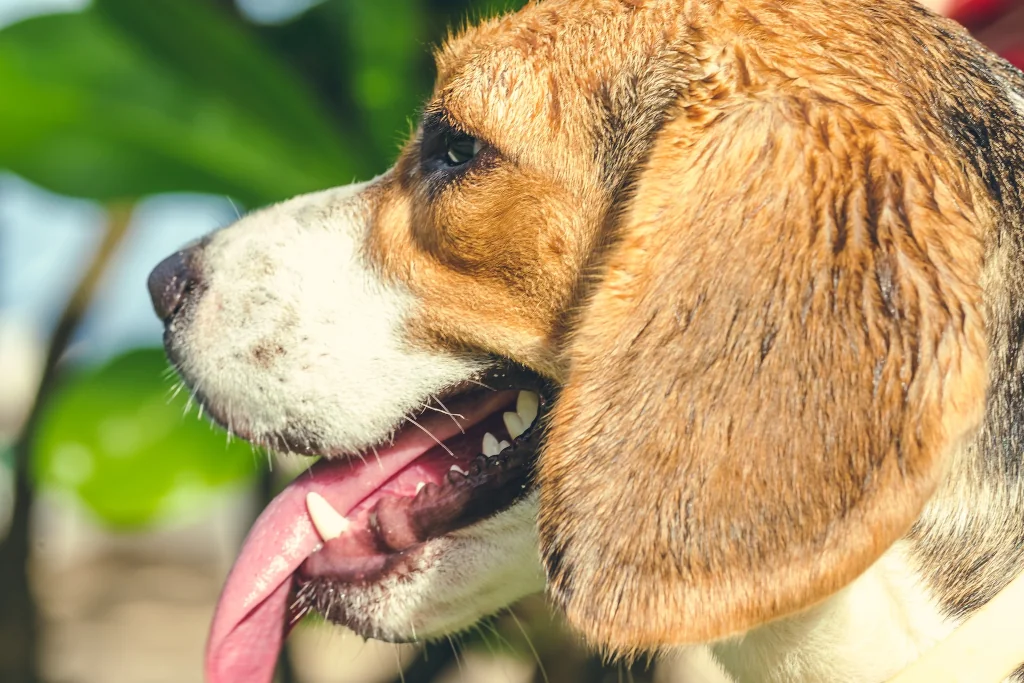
[360,0,1024,660]
[540,95,988,650]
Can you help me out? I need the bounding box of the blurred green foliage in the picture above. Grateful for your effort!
[32,349,258,527]
[0,0,522,527]
[0,0,524,207]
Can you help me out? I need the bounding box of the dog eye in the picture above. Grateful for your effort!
[444,133,481,166]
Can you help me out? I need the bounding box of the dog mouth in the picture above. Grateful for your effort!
[204,362,554,683]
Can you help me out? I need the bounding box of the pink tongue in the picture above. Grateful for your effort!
[204,391,513,683]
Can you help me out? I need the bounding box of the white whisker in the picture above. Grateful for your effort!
[464,378,496,391]
[391,644,407,683]
[447,636,464,677]
[225,196,242,221]
[404,416,453,457]
[428,395,465,432]
[509,609,548,683]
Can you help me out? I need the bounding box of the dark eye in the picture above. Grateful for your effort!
[444,132,481,166]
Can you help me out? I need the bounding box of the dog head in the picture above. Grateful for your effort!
[148,1,998,681]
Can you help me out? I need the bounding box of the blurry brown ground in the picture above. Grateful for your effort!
[27,488,730,683]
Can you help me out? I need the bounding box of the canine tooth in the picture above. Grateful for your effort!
[498,439,511,452]
[516,391,539,428]
[415,481,426,494]
[482,432,501,457]
[305,492,349,542]
[503,411,525,439]
[450,465,468,476]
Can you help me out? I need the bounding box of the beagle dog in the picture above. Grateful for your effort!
[146,0,1024,681]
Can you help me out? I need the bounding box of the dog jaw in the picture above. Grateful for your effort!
[303,493,545,642]
[165,180,487,456]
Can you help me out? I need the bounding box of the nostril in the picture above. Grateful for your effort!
[147,250,199,322]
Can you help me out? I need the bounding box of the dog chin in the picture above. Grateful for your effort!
[305,493,545,643]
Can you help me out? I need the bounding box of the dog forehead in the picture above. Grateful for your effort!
[433,0,666,151]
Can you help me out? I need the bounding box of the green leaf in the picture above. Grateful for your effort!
[32,349,260,528]
[0,9,355,205]
[93,0,348,156]
[334,0,425,159]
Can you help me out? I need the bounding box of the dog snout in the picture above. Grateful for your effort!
[147,247,201,322]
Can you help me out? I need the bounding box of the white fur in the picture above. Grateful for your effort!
[331,493,545,641]
[711,543,956,683]
[172,182,485,454]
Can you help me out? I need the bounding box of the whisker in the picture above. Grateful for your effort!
[225,196,242,221]
[248,444,262,471]
[447,635,464,677]
[431,395,465,432]
[464,378,496,391]
[421,404,466,431]
[509,609,548,683]
[480,620,510,658]
[167,381,185,403]
[391,645,407,683]
[404,417,454,457]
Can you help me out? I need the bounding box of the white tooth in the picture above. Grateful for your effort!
[503,411,525,439]
[482,432,501,457]
[415,481,426,494]
[305,492,349,542]
[498,440,511,452]
[450,465,468,476]
[516,391,539,428]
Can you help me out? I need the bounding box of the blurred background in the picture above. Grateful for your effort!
[0,1,1019,682]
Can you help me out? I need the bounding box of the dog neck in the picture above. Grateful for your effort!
[889,568,1024,682]
[711,542,956,683]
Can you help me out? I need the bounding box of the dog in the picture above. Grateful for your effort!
[146,0,1024,681]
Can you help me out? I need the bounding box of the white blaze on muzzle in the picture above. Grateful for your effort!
[168,181,485,455]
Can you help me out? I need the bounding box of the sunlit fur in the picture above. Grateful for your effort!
[163,0,1024,681]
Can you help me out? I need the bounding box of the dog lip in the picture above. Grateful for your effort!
[290,542,436,644]
[295,379,550,577]
[300,421,542,570]
[262,363,555,459]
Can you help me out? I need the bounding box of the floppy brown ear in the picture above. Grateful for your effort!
[537,99,988,654]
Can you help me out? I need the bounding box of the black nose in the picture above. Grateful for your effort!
[148,249,200,322]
